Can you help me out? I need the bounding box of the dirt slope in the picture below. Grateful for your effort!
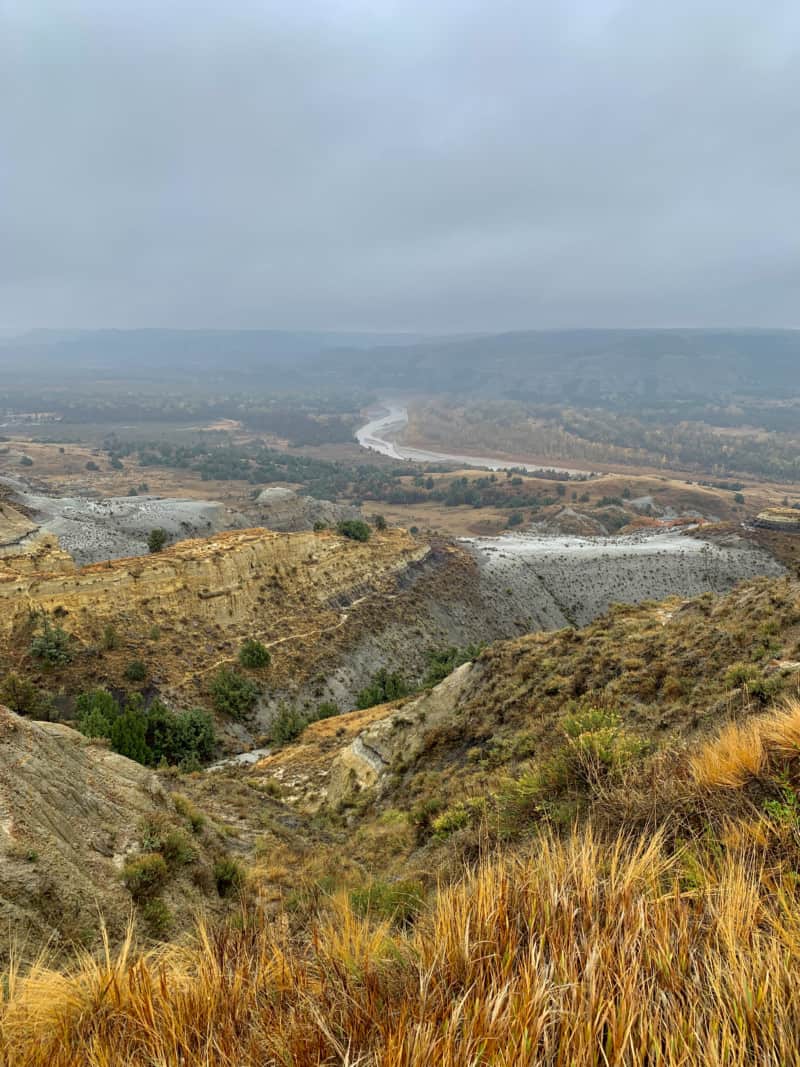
[0,706,228,961]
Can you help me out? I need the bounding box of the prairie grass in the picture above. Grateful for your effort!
[7,705,800,1065]
[691,699,800,789]
[4,824,800,1066]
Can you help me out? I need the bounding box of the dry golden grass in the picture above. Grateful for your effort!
[691,699,800,789]
[690,717,766,788]
[4,823,800,1066]
[8,704,800,1064]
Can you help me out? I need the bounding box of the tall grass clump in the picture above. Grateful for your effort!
[5,826,800,1065]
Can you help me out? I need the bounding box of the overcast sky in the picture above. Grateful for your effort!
[2,0,799,332]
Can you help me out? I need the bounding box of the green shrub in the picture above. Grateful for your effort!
[77,692,215,768]
[424,645,483,687]
[560,706,647,781]
[76,687,119,738]
[431,798,485,839]
[29,616,72,666]
[238,639,271,670]
[147,527,168,553]
[213,858,245,897]
[409,797,446,844]
[140,898,173,936]
[101,624,119,651]
[0,673,53,718]
[337,519,371,542]
[125,659,147,682]
[161,829,197,867]
[210,667,259,720]
[316,701,339,720]
[356,668,410,709]
[725,662,760,688]
[270,703,308,745]
[748,673,785,704]
[138,816,197,868]
[123,853,168,900]
[497,707,647,837]
[173,793,206,833]
[145,700,216,767]
[372,514,387,530]
[110,706,153,764]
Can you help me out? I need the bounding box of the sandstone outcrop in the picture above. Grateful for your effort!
[0,526,426,638]
[0,500,36,547]
[0,527,439,724]
[754,507,800,533]
[326,661,477,807]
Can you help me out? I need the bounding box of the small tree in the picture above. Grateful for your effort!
[270,703,308,745]
[76,687,118,738]
[110,706,152,764]
[337,519,371,542]
[29,615,72,666]
[239,639,270,670]
[147,528,168,553]
[125,659,147,683]
[0,673,52,718]
[356,668,410,709]
[210,667,259,720]
[372,514,387,531]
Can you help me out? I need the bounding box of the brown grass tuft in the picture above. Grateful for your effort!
[691,699,800,789]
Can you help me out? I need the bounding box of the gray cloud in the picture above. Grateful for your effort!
[2,0,799,330]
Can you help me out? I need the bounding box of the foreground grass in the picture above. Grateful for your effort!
[6,705,800,1065]
[3,835,800,1065]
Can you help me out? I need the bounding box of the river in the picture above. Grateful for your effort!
[356,403,593,477]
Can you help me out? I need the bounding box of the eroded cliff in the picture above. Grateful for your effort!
[0,527,480,729]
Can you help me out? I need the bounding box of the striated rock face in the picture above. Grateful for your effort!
[0,527,428,639]
[0,706,167,959]
[0,526,440,725]
[0,500,37,547]
[0,532,75,575]
[255,487,360,532]
[754,508,800,533]
[326,661,477,807]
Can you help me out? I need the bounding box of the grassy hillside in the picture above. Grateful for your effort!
[5,573,800,1063]
[6,702,800,1063]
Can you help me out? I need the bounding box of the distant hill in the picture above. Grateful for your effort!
[3,327,800,403]
[0,328,429,384]
[320,328,800,402]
